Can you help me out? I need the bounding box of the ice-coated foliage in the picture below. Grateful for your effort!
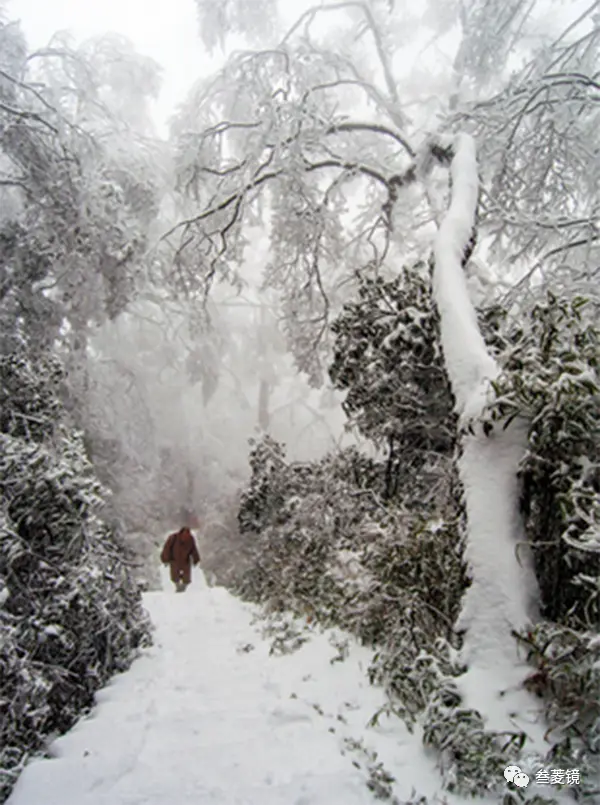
[237,433,466,661]
[515,623,599,799]
[172,0,599,349]
[471,59,600,303]
[422,685,527,798]
[0,25,159,799]
[0,19,163,358]
[236,268,599,800]
[0,16,172,555]
[0,350,151,803]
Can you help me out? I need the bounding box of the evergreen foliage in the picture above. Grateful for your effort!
[0,349,151,802]
[484,293,600,795]
[488,294,599,625]
[329,266,457,504]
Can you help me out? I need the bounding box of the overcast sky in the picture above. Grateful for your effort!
[7,0,213,133]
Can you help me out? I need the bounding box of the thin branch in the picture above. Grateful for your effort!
[500,233,600,306]
[0,100,59,133]
[162,169,281,243]
[303,158,390,186]
[543,233,599,260]
[327,121,415,158]
[552,0,600,49]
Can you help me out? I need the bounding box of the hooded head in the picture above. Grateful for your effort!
[180,508,200,529]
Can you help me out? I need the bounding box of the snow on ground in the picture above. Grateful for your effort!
[8,568,519,805]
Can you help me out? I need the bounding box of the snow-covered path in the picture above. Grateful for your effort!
[7,572,465,805]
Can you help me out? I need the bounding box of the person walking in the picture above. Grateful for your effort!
[161,525,201,592]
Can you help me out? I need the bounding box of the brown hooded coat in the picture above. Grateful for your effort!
[161,528,201,584]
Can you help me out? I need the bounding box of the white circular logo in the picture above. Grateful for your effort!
[504,765,530,788]
[514,772,530,788]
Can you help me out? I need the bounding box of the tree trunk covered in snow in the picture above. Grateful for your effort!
[432,133,539,672]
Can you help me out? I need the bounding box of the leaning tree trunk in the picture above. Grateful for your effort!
[431,133,539,719]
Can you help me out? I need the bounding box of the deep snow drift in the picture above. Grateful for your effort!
[6,567,555,805]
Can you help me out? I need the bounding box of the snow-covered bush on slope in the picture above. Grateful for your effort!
[0,351,151,803]
[488,294,599,625]
[237,289,599,801]
[237,435,468,725]
[485,294,600,794]
[237,436,549,800]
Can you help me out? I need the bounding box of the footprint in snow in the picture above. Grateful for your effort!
[269,706,312,725]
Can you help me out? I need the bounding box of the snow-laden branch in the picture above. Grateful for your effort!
[282,1,410,130]
[327,121,415,159]
[432,133,498,416]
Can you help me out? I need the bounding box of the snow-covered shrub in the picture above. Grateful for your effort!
[329,266,457,506]
[238,435,468,725]
[0,351,151,803]
[260,612,314,656]
[238,434,290,535]
[341,736,399,801]
[238,438,403,614]
[400,292,600,801]
[422,685,525,798]
[238,444,359,616]
[237,289,599,800]
[516,624,599,794]
[238,437,549,800]
[488,294,599,621]
[364,519,467,729]
[485,293,600,793]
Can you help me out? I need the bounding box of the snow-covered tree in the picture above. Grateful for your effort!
[170,0,599,797]
[0,16,177,547]
[0,20,164,377]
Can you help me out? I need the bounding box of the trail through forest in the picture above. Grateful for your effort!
[6,565,477,805]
